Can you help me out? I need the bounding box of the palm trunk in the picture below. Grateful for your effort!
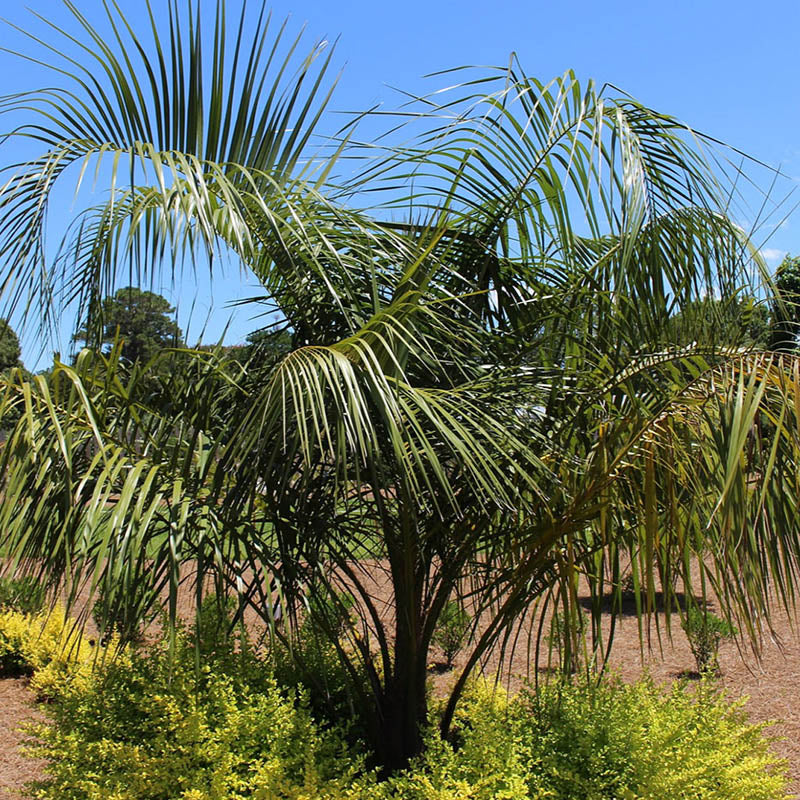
[376,672,428,773]
[375,608,429,774]
[375,522,430,773]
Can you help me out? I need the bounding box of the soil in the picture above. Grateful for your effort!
[0,679,43,800]
[2,571,800,798]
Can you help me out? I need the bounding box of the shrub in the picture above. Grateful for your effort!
[366,682,530,800]
[682,605,737,675]
[91,581,154,644]
[431,601,471,669]
[271,587,370,741]
[192,593,240,654]
[0,574,46,615]
[544,607,589,673]
[18,607,788,800]
[306,585,356,638]
[520,675,788,800]
[27,620,377,800]
[189,593,274,693]
[0,605,97,696]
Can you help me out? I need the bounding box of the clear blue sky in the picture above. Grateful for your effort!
[1,0,799,369]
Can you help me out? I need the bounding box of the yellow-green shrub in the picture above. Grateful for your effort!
[373,677,788,800]
[520,676,789,800]
[20,607,790,800]
[375,681,532,800]
[27,624,378,800]
[0,605,98,697]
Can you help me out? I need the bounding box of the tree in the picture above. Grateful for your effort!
[1,1,800,774]
[0,319,21,372]
[225,327,293,370]
[664,295,771,350]
[0,319,24,432]
[73,286,183,363]
[768,254,800,351]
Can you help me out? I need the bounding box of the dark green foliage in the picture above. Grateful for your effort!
[191,593,240,656]
[544,608,590,674]
[187,593,272,688]
[769,254,800,351]
[0,575,45,615]
[306,585,356,638]
[431,601,471,668]
[666,295,771,350]
[73,287,183,364]
[230,327,293,369]
[682,605,737,675]
[0,319,21,371]
[0,319,24,431]
[272,587,367,742]
[91,577,160,645]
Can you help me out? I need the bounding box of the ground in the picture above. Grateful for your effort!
[2,578,800,799]
[0,679,43,800]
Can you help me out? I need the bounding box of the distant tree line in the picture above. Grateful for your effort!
[662,253,800,353]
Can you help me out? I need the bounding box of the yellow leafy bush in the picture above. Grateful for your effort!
[19,604,790,800]
[366,681,532,800]
[0,605,101,698]
[26,619,379,800]
[521,675,789,800]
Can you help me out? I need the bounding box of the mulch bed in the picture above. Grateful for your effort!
[0,679,43,800]
[2,571,800,798]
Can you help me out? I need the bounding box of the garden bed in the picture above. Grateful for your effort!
[2,567,800,798]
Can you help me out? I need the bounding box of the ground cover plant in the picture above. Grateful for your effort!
[682,605,738,676]
[1,0,800,780]
[11,603,789,800]
[0,575,45,616]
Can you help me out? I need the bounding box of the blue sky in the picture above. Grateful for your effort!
[1,0,799,369]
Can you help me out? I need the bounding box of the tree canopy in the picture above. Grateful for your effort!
[664,294,770,350]
[0,0,798,774]
[0,319,21,372]
[769,254,800,351]
[73,287,183,363]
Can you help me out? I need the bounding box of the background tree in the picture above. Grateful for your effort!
[0,319,21,372]
[664,294,770,350]
[73,287,183,363]
[1,1,800,775]
[0,319,23,433]
[768,254,800,351]
[226,326,292,371]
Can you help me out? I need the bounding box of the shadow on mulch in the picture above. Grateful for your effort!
[579,591,692,617]
[675,669,703,680]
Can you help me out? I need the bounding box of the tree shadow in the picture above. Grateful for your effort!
[578,590,692,617]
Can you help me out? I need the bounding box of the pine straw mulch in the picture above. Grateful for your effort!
[2,575,800,799]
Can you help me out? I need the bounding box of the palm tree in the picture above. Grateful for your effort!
[2,0,800,772]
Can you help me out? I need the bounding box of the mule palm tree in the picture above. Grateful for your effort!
[2,0,800,772]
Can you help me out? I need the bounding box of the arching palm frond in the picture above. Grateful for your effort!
[0,0,342,331]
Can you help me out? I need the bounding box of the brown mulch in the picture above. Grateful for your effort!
[0,679,43,800]
[2,569,800,798]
